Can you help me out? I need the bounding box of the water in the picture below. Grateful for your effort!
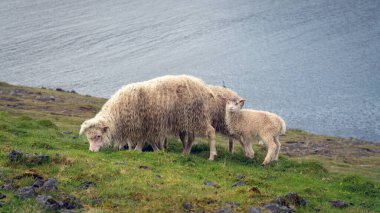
[1,0,379,142]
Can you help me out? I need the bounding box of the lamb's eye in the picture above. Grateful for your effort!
[96,135,101,139]
[235,102,238,105]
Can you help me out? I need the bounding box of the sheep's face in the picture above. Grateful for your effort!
[226,99,245,113]
[84,127,109,152]
[80,119,109,152]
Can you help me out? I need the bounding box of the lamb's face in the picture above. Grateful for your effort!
[226,99,245,113]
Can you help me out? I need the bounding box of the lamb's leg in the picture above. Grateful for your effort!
[241,137,254,158]
[258,140,266,147]
[179,130,187,151]
[262,136,277,166]
[228,137,234,153]
[183,132,195,154]
[274,135,281,161]
[206,125,217,160]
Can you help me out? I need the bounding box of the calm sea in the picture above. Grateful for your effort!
[1,0,379,142]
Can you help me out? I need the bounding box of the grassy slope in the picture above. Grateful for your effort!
[0,82,379,212]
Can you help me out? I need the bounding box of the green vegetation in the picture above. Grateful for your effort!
[0,82,379,212]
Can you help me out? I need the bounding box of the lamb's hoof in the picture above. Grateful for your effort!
[208,154,216,161]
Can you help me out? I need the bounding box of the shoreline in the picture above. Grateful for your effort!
[1,81,378,144]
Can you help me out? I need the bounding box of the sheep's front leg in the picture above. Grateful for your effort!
[228,137,234,153]
[150,142,160,152]
[183,132,194,154]
[134,141,144,152]
[206,125,217,160]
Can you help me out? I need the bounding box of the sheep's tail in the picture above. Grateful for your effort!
[279,117,286,135]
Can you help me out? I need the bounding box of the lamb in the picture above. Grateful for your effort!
[224,98,286,165]
[179,85,244,154]
[79,75,218,160]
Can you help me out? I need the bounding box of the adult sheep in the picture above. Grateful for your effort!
[79,75,218,160]
[180,85,245,154]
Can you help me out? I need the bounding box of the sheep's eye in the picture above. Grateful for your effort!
[95,135,101,139]
[235,102,238,105]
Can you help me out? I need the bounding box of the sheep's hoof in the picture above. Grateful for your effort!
[246,154,254,159]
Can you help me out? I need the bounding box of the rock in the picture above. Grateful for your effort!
[248,207,262,213]
[8,150,50,165]
[41,178,58,192]
[60,210,77,213]
[226,201,240,207]
[214,206,234,213]
[183,201,193,210]
[17,186,37,199]
[231,180,247,187]
[8,150,23,162]
[263,204,293,213]
[32,179,45,188]
[138,165,149,170]
[203,180,220,188]
[272,196,287,206]
[79,181,96,190]
[330,200,349,208]
[61,194,83,209]
[63,131,73,135]
[1,181,15,191]
[271,192,307,207]
[284,192,307,207]
[0,194,6,199]
[36,195,61,211]
[56,88,64,92]
[236,174,245,180]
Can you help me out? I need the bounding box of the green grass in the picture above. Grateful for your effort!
[0,82,379,212]
[0,111,379,212]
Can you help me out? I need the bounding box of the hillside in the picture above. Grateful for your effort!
[0,82,379,212]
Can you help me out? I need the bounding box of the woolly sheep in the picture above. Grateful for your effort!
[224,98,286,165]
[79,75,218,160]
[179,85,244,154]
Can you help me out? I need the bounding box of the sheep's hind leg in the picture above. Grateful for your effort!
[179,130,187,151]
[206,125,217,160]
[262,136,277,166]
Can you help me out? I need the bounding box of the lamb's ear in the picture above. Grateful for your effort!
[239,99,246,107]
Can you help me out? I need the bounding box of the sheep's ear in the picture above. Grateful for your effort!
[79,124,87,135]
[219,96,228,102]
[239,99,246,107]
